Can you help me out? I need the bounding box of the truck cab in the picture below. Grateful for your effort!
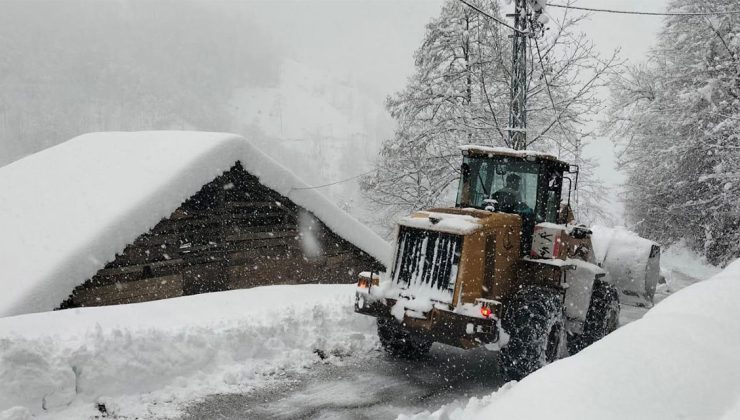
[456,145,571,255]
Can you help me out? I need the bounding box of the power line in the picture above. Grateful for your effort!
[456,0,522,32]
[534,37,560,129]
[290,170,374,191]
[546,3,740,16]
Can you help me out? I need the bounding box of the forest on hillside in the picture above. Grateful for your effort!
[604,0,740,265]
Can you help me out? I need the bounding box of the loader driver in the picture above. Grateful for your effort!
[492,172,535,255]
[492,173,527,213]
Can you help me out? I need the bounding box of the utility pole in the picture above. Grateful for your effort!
[508,0,529,150]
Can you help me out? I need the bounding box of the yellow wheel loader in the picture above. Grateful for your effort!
[355,146,637,380]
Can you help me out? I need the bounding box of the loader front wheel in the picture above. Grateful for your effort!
[499,286,564,381]
[569,281,620,354]
[377,317,432,359]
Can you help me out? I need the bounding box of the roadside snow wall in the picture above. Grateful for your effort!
[0,284,377,419]
[0,131,391,317]
[405,258,740,420]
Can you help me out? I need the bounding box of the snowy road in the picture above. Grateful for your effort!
[619,269,700,324]
[181,344,505,420]
[180,269,702,420]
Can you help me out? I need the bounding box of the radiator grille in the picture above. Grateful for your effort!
[392,226,462,292]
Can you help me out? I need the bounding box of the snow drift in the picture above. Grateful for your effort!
[0,131,391,317]
[403,258,740,420]
[0,284,377,419]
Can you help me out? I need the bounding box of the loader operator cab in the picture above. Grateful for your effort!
[455,147,571,255]
[492,173,527,213]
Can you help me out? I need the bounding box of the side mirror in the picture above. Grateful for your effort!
[557,203,575,225]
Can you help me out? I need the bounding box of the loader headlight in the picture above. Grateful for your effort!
[475,298,502,319]
[357,271,380,290]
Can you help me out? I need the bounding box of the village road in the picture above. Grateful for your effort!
[182,343,504,420]
[180,269,701,420]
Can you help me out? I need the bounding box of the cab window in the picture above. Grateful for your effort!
[456,156,540,214]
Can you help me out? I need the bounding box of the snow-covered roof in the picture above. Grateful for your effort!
[0,131,391,317]
[459,144,564,164]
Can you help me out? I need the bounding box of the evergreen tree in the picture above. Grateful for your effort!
[605,0,740,265]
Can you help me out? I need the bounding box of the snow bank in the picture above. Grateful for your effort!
[403,258,740,420]
[0,284,376,419]
[661,240,721,280]
[0,131,391,317]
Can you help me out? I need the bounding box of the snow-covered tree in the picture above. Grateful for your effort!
[363,0,617,227]
[604,0,740,265]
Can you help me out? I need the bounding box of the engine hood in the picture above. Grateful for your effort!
[397,207,521,235]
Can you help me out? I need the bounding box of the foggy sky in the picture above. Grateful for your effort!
[1,0,671,225]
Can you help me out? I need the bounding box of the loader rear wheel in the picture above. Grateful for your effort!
[568,281,620,354]
[377,317,432,359]
[499,286,564,381]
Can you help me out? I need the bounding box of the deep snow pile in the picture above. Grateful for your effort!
[0,284,376,419]
[403,258,740,420]
[0,131,391,317]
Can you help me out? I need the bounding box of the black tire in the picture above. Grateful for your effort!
[377,317,432,359]
[568,281,620,355]
[499,286,565,381]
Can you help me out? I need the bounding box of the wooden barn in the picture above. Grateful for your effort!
[0,131,389,317]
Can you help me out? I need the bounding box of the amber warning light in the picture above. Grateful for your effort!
[480,306,492,318]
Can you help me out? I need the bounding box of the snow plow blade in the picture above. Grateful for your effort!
[354,273,500,349]
[591,226,661,307]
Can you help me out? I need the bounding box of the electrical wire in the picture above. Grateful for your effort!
[533,37,562,132]
[456,0,522,32]
[290,170,374,191]
[546,3,740,16]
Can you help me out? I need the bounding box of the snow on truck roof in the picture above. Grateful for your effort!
[0,131,391,317]
[459,144,568,165]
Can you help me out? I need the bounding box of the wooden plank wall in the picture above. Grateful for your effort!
[58,162,383,309]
